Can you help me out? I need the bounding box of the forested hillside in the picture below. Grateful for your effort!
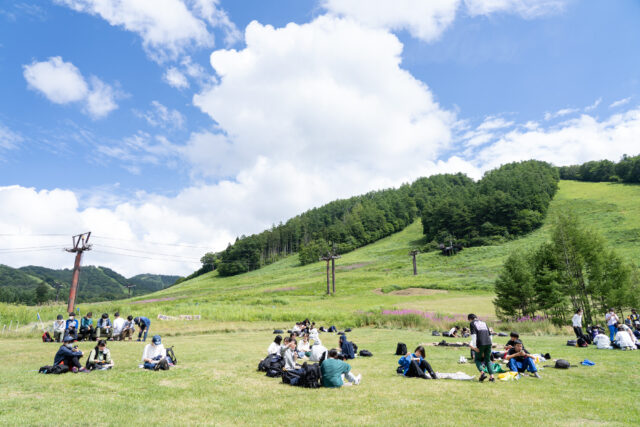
[559,153,640,183]
[204,160,559,277]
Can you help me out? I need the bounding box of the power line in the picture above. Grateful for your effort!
[91,249,200,263]
[91,235,212,249]
[0,233,69,237]
[0,245,64,251]
[95,244,203,259]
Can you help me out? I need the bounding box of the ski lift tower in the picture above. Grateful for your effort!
[65,232,92,314]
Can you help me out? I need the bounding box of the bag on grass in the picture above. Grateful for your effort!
[432,331,441,336]
[166,346,178,365]
[42,332,53,343]
[577,337,588,347]
[395,343,407,355]
[396,366,404,375]
[344,328,352,332]
[566,340,577,347]
[328,326,337,332]
[273,329,284,334]
[259,354,285,377]
[39,364,69,374]
[282,369,302,386]
[299,363,322,388]
[555,359,571,369]
[359,349,373,357]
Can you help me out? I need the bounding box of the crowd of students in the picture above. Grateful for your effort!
[264,319,362,388]
[572,308,640,350]
[50,312,152,343]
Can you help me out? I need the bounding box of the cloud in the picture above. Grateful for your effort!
[135,101,186,129]
[23,57,119,119]
[610,97,631,109]
[0,122,23,153]
[54,0,238,62]
[464,0,569,18]
[164,67,189,88]
[322,0,461,42]
[193,16,455,181]
[543,107,579,121]
[96,132,181,172]
[584,97,601,112]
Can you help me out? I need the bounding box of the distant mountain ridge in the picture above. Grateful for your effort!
[0,264,180,305]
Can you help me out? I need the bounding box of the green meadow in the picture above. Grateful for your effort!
[1,180,640,425]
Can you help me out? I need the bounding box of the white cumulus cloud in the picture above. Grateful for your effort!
[464,0,569,18]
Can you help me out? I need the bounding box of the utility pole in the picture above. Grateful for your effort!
[409,249,419,275]
[320,250,341,295]
[125,284,136,298]
[65,232,92,314]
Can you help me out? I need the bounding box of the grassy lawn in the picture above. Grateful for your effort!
[1,327,639,426]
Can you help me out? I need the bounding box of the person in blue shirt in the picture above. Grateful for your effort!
[65,313,79,334]
[97,313,113,340]
[53,335,87,373]
[134,316,151,341]
[398,345,437,379]
[338,334,355,359]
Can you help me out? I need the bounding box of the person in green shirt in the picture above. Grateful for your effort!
[85,340,114,370]
[320,349,361,388]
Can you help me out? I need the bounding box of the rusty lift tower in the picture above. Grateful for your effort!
[65,232,92,314]
[320,247,341,295]
[409,249,419,275]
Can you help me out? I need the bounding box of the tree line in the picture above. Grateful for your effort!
[199,160,558,277]
[494,212,639,325]
[559,154,640,183]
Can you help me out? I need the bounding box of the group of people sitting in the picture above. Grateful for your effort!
[572,308,640,350]
[50,333,174,374]
[265,321,362,388]
[441,325,470,338]
[52,312,152,342]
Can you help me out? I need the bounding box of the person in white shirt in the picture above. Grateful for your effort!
[616,323,638,348]
[112,312,125,341]
[594,332,612,349]
[572,308,585,340]
[605,308,619,341]
[142,335,169,370]
[446,326,459,337]
[614,325,636,350]
[267,335,282,355]
[297,333,311,357]
[53,314,66,342]
[309,343,328,362]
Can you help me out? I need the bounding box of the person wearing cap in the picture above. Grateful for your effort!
[121,315,135,341]
[112,312,125,340]
[53,336,87,373]
[53,314,66,343]
[96,313,113,340]
[468,313,495,382]
[134,316,151,342]
[79,312,95,341]
[141,335,169,370]
[86,340,114,370]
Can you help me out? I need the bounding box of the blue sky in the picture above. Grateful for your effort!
[1,0,639,276]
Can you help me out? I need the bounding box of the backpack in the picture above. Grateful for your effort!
[39,364,69,374]
[328,326,337,332]
[42,332,53,343]
[282,369,302,386]
[344,328,352,332]
[166,346,178,365]
[566,340,577,346]
[395,343,407,355]
[432,330,441,336]
[577,337,588,347]
[258,354,284,377]
[352,343,358,354]
[298,363,322,388]
[359,349,373,357]
[273,329,284,334]
[555,359,571,369]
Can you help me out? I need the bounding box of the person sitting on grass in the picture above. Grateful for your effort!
[86,340,114,370]
[398,345,437,379]
[282,337,299,371]
[504,340,540,378]
[297,333,311,358]
[79,312,94,341]
[112,312,125,341]
[65,312,79,336]
[468,313,495,383]
[268,335,283,355]
[134,316,151,342]
[309,342,328,362]
[121,315,135,341]
[614,324,636,350]
[593,330,612,349]
[616,322,638,349]
[96,313,113,340]
[339,334,355,360]
[142,335,169,370]
[321,348,361,387]
[461,327,470,338]
[53,315,66,343]
[445,326,459,337]
[54,335,88,373]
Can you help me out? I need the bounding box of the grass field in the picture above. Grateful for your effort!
[2,328,639,426]
[2,180,640,425]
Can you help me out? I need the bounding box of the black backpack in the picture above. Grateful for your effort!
[166,346,177,365]
[395,343,407,355]
[328,326,337,332]
[577,337,588,347]
[555,359,571,369]
[344,328,352,332]
[299,363,322,388]
[39,364,69,374]
[282,369,302,385]
[258,354,284,377]
[432,330,441,336]
[359,349,373,357]
[273,329,284,334]
[566,340,577,346]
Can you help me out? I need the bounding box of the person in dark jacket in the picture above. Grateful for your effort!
[79,312,94,341]
[53,336,87,373]
[398,345,437,379]
[97,313,113,340]
[134,316,151,341]
[339,334,355,359]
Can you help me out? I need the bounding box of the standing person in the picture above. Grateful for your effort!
[112,312,125,341]
[96,313,113,340]
[121,315,135,341]
[53,336,87,373]
[321,349,361,387]
[79,312,94,341]
[572,309,585,340]
[53,315,66,343]
[86,340,114,370]
[134,316,151,342]
[398,346,437,379]
[504,340,540,378]
[141,335,169,370]
[468,313,495,383]
[268,335,283,355]
[605,308,619,342]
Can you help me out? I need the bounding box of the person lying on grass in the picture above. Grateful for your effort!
[321,348,361,388]
[142,335,169,370]
[54,335,88,373]
[86,340,114,371]
[398,345,437,379]
[504,341,540,379]
[268,335,283,355]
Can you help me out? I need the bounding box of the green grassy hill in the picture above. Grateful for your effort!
[3,180,639,329]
